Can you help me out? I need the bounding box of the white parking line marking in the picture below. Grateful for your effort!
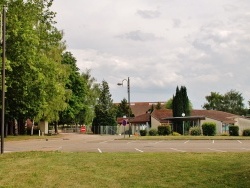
[99,141,108,144]
[208,148,226,152]
[57,146,62,150]
[127,141,136,144]
[170,148,186,152]
[241,148,250,151]
[154,141,163,144]
[184,140,189,144]
[97,148,102,153]
[237,140,242,144]
[135,148,144,153]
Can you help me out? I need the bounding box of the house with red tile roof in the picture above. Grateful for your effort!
[116,102,250,135]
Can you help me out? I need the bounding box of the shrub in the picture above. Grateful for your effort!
[202,122,216,136]
[149,129,157,136]
[189,126,202,136]
[172,132,181,136]
[242,129,250,136]
[140,130,147,136]
[220,133,229,136]
[158,125,171,136]
[229,125,239,136]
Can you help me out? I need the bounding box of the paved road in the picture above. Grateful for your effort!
[4,133,250,153]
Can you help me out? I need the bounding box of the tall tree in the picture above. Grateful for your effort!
[59,51,87,125]
[116,98,133,118]
[172,86,191,134]
[223,90,245,115]
[4,0,69,134]
[165,98,173,109]
[203,92,224,110]
[203,90,246,115]
[155,102,162,110]
[92,80,116,134]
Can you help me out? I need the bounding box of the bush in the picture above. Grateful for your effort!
[242,129,250,136]
[189,126,202,136]
[158,125,171,136]
[229,125,239,136]
[140,130,147,136]
[172,132,181,136]
[220,133,229,136]
[202,122,216,136]
[149,129,157,136]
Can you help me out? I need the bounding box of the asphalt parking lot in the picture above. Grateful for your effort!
[4,133,250,153]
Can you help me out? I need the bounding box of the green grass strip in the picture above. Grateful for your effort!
[0,151,249,187]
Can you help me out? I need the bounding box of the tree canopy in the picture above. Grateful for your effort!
[203,90,246,115]
[92,80,116,134]
[0,0,100,135]
[172,86,191,117]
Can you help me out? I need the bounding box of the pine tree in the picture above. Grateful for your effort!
[172,86,191,134]
[92,80,116,134]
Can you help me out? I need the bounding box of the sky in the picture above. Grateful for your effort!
[51,0,250,109]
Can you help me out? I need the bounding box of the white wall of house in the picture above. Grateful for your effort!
[235,117,250,135]
[151,117,161,129]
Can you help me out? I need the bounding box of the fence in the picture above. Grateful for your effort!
[61,125,132,135]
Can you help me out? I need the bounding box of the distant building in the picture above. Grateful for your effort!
[116,102,250,135]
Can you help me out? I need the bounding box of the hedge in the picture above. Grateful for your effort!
[158,125,171,136]
[229,125,239,136]
[202,122,216,136]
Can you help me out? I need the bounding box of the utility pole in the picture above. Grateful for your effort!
[1,6,6,154]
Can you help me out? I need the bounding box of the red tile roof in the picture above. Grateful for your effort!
[191,110,238,124]
[130,113,151,123]
[151,109,173,122]
[151,109,238,124]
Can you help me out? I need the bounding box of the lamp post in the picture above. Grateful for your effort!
[182,113,185,135]
[117,77,131,137]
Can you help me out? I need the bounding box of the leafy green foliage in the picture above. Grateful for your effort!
[116,98,133,118]
[158,125,171,136]
[148,128,158,136]
[202,122,216,136]
[242,129,250,136]
[172,86,191,134]
[92,81,116,134]
[203,90,246,115]
[155,102,162,110]
[229,125,239,136]
[5,0,68,129]
[59,52,96,125]
[165,98,173,109]
[189,126,202,136]
[140,130,147,136]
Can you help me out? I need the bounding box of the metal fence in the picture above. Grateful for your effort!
[61,125,132,135]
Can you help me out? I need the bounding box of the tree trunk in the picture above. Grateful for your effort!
[54,122,58,134]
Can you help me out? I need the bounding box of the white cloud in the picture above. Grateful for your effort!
[52,0,250,109]
[137,9,161,19]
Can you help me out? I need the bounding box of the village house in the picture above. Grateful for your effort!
[117,102,250,135]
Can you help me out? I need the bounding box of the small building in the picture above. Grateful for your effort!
[116,102,250,135]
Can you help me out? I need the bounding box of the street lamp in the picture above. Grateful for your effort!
[117,77,131,137]
[182,113,185,135]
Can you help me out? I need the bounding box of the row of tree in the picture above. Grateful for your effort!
[0,0,101,135]
[203,90,249,115]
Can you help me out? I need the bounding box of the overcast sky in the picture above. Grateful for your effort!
[52,0,250,109]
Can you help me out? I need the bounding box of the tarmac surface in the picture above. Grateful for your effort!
[4,133,250,153]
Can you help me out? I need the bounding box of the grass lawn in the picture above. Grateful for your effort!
[0,151,249,187]
[4,135,63,142]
